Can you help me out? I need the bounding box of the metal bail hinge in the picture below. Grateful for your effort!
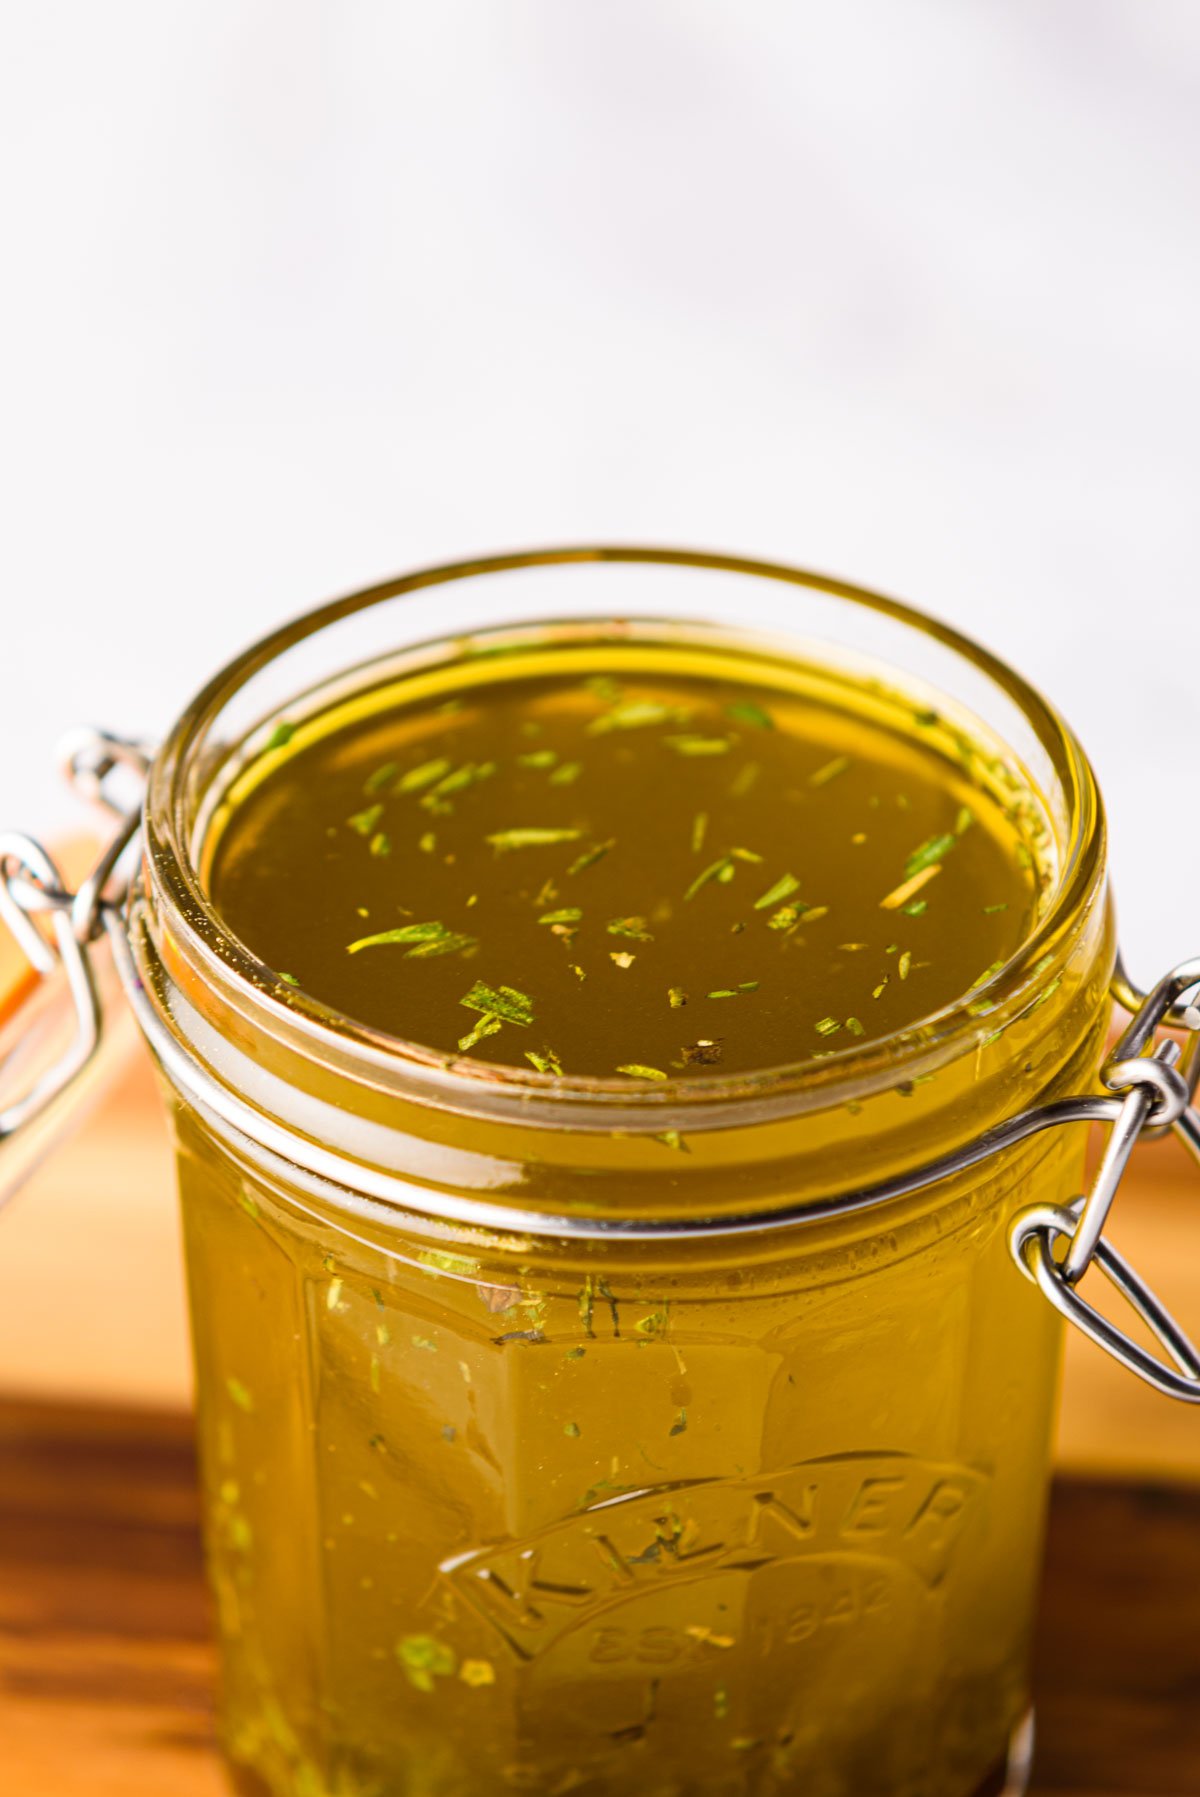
[0,730,150,1177]
[1010,956,1200,1404]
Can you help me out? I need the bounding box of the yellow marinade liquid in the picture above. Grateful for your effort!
[206,643,1046,1077]
[177,633,1077,1797]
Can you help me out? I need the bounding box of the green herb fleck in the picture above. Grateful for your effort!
[550,760,582,785]
[726,699,774,730]
[691,812,709,854]
[398,758,451,794]
[607,916,654,941]
[664,734,734,756]
[617,1063,668,1081]
[539,908,582,927]
[396,1634,457,1693]
[460,981,533,1027]
[754,872,799,911]
[809,755,850,787]
[904,833,958,879]
[525,1047,564,1076]
[670,1408,689,1436]
[685,855,735,902]
[457,1014,502,1052]
[814,1016,842,1037]
[347,921,477,958]
[568,839,614,876]
[347,803,384,836]
[564,1421,581,1437]
[226,1376,254,1413]
[364,761,398,793]
[668,986,687,1008]
[486,826,584,853]
[266,721,295,751]
[587,700,678,735]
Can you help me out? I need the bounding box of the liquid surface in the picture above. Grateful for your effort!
[207,642,1047,1080]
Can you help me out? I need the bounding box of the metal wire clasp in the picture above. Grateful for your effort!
[1010,957,1200,1403]
[0,730,150,1162]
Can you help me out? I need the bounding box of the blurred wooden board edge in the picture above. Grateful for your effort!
[1,1394,1198,1795]
[2,882,1198,1478]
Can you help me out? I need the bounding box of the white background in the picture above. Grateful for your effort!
[2,3,1198,977]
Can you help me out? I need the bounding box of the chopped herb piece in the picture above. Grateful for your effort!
[538,908,582,927]
[564,1421,581,1437]
[587,699,678,735]
[364,761,398,793]
[685,855,734,901]
[726,699,774,729]
[266,721,295,750]
[664,734,734,756]
[880,864,942,910]
[809,755,850,787]
[872,978,889,999]
[768,903,802,931]
[347,803,384,836]
[969,960,1006,991]
[568,839,614,875]
[460,981,533,1026]
[904,833,958,879]
[226,1376,253,1413]
[898,950,913,980]
[956,805,975,834]
[517,749,558,768]
[549,760,582,785]
[983,901,1009,914]
[398,757,452,794]
[278,972,299,987]
[655,1130,688,1152]
[457,1013,502,1052]
[396,1635,457,1693]
[485,826,584,853]
[525,1047,564,1076]
[418,831,437,853]
[846,1015,865,1036]
[460,1660,495,1688]
[754,871,800,910]
[691,812,709,854]
[668,986,687,1008]
[670,1408,689,1435]
[903,898,928,916]
[607,916,654,940]
[347,921,477,958]
[618,1062,666,1081]
[814,1016,842,1036]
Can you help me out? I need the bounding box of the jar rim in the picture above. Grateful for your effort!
[142,545,1107,1128]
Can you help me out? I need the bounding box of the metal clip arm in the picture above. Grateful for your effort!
[1010,956,1200,1404]
[0,732,149,1191]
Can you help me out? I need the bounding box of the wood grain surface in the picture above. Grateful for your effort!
[0,1399,1197,1797]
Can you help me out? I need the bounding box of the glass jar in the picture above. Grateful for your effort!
[2,548,1198,1797]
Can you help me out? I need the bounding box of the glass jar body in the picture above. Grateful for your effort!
[170,1088,1096,1797]
[128,548,1116,1796]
